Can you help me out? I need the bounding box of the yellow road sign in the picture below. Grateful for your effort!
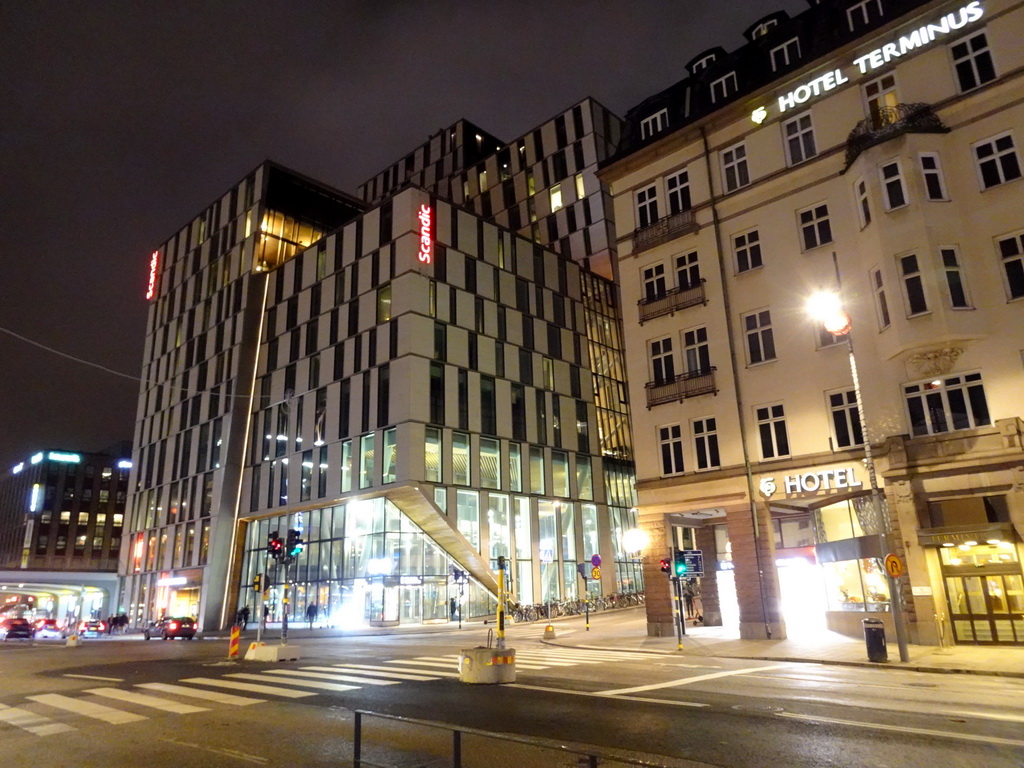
[884,553,903,578]
[591,566,601,580]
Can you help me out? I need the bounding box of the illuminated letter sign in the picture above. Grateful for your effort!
[417,204,433,264]
[145,250,160,300]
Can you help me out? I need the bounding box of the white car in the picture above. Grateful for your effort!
[34,619,66,639]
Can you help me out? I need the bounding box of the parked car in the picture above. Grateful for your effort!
[34,619,66,639]
[2,617,35,641]
[143,617,196,641]
[77,619,108,637]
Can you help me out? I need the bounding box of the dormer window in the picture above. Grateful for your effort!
[710,72,738,104]
[692,53,717,73]
[640,109,669,140]
[770,37,801,72]
[751,19,778,38]
[847,0,883,31]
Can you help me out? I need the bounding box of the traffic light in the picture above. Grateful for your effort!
[673,548,688,578]
[267,532,283,560]
[660,556,672,575]
[286,528,304,558]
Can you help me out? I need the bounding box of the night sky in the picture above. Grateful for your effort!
[0,1,806,471]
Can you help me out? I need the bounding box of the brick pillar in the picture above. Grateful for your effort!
[639,511,675,637]
[694,525,721,627]
[725,500,786,640]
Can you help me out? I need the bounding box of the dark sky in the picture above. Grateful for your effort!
[0,1,806,471]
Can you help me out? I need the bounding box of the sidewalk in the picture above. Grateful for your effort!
[542,608,1024,678]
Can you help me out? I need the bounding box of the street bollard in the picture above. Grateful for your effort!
[863,617,887,662]
[228,624,240,659]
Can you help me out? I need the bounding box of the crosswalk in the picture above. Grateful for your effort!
[0,647,641,737]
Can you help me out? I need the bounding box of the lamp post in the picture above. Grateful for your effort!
[807,256,911,663]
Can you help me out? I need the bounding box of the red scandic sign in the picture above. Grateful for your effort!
[145,250,160,300]
[417,204,432,264]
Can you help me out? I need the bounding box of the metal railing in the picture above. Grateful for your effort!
[645,367,717,408]
[845,102,949,168]
[638,279,706,324]
[352,709,681,768]
[632,209,698,253]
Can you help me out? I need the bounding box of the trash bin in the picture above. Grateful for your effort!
[863,617,887,662]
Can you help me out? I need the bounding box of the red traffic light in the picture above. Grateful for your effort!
[660,558,672,574]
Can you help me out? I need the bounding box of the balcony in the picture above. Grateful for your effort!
[638,279,707,324]
[844,103,949,169]
[645,367,717,408]
[632,209,698,253]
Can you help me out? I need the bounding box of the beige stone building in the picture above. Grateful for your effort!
[601,0,1024,646]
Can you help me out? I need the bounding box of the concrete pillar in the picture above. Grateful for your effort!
[639,511,675,637]
[694,525,722,626]
[725,501,786,640]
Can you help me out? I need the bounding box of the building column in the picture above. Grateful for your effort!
[639,511,675,637]
[725,500,786,640]
[694,525,722,627]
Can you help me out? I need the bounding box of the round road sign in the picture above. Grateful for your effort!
[591,566,601,580]
[884,553,903,578]
[591,554,602,567]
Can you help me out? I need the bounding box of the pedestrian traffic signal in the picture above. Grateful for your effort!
[286,528,304,557]
[673,548,688,577]
[660,557,672,575]
[267,532,283,560]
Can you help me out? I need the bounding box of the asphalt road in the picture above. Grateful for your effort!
[1,627,1022,768]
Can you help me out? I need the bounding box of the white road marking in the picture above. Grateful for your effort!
[0,703,76,735]
[179,677,315,698]
[385,659,460,670]
[316,665,437,681]
[261,669,397,686]
[377,661,460,677]
[225,673,358,693]
[160,737,268,765]
[28,693,147,725]
[137,682,265,706]
[777,712,1024,748]
[63,673,124,682]
[85,687,209,714]
[596,664,788,696]
[509,684,707,707]
[329,663,451,679]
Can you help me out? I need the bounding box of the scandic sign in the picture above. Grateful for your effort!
[773,1,984,114]
[145,250,159,300]
[417,204,432,264]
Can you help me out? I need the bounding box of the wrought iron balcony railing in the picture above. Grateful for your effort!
[632,209,698,253]
[645,367,717,408]
[845,103,949,169]
[638,279,707,324]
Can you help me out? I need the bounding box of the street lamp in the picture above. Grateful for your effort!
[622,527,649,556]
[806,264,911,663]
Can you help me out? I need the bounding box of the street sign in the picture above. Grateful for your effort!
[591,554,602,567]
[884,553,903,578]
[540,548,554,563]
[591,566,601,580]
[681,549,704,576]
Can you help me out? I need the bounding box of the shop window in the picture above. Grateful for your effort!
[456,490,479,550]
[822,558,891,612]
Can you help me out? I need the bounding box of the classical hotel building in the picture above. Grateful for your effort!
[120,102,640,630]
[602,0,1024,645]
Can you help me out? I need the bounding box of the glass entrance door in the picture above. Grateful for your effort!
[945,573,1024,645]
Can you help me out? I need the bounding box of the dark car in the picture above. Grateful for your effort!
[143,617,196,640]
[77,619,108,637]
[2,617,35,641]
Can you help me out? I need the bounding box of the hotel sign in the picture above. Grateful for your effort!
[145,250,160,300]
[417,204,433,264]
[757,2,984,119]
[760,467,863,498]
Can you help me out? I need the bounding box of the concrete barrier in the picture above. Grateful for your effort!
[459,647,516,684]
[244,642,301,662]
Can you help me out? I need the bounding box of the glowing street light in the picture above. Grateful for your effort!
[806,257,910,663]
[622,527,650,556]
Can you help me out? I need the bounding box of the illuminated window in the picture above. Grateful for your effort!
[721,142,749,192]
[480,437,500,489]
[575,173,585,199]
[770,38,800,72]
[734,229,762,273]
[880,161,907,210]
[974,133,1021,189]
[750,19,777,38]
[756,403,790,459]
[904,373,990,436]
[950,31,996,93]
[424,427,441,482]
[382,428,397,484]
[376,284,392,323]
[550,184,563,213]
[658,425,685,475]
[864,73,898,130]
[783,113,816,165]
[743,310,775,365]
[919,153,948,201]
[359,433,375,489]
[452,432,470,486]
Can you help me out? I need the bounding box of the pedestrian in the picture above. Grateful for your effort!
[305,602,318,629]
[263,604,270,623]
[237,605,250,630]
[683,582,696,618]
[450,597,457,620]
